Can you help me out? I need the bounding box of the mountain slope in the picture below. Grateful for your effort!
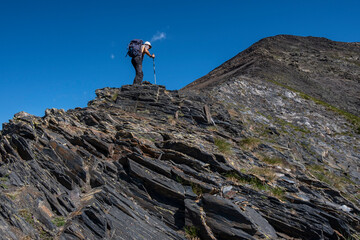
[183,35,360,117]
[0,35,360,240]
[0,83,359,240]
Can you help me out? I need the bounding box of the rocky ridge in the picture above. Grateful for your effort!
[183,35,360,117]
[0,82,359,239]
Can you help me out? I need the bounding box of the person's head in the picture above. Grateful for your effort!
[144,41,152,49]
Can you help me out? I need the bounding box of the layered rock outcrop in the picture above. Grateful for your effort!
[0,82,359,239]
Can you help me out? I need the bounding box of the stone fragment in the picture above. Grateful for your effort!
[128,159,185,201]
[163,141,233,173]
[10,135,34,160]
[202,194,257,239]
[49,141,87,181]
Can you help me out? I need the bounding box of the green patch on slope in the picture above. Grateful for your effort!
[185,225,200,239]
[52,216,66,227]
[267,79,360,134]
[307,164,354,190]
[224,171,285,199]
[214,138,232,154]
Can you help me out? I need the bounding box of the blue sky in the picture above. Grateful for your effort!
[1,0,359,126]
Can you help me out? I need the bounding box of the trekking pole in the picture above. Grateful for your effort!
[153,58,157,85]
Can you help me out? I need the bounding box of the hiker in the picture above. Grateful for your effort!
[127,40,155,85]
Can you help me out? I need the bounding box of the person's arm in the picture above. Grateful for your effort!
[143,47,155,58]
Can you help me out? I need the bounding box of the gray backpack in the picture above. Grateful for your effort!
[127,39,143,58]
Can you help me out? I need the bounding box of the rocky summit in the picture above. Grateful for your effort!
[183,35,360,117]
[0,36,360,240]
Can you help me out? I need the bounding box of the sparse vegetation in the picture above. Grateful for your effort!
[214,138,232,154]
[111,93,118,102]
[167,115,177,125]
[175,176,203,196]
[262,156,286,166]
[224,172,247,183]
[239,137,261,151]
[0,176,9,182]
[19,209,34,225]
[206,125,218,131]
[356,193,360,200]
[139,135,156,143]
[225,172,268,191]
[268,79,360,133]
[342,192,360,208]
[191,183,203,196]
[227,108,239,118]
[248,167,276,182]
[270,187,285,199]
[307,164,354,190]
[185,225,200,239]
[175,176,186,185]
[6,193,17,200]
[136,109,151,115]
[39,229,53,240]
[52,216,66,227]
[351,233,360,240]
[275,118,310,134]
[225,171,287,200]
[300,141,317,156]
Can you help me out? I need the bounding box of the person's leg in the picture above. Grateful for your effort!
[132,56,143,84]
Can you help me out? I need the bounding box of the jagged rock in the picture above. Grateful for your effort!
[201,194,275,240]
[183,35,360,117]
[128,159,185,201]
[10,135,34,160]
[163,141,233,173]
[0,35,360,239]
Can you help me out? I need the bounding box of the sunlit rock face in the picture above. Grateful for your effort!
[0,35,359,240]
[183,35,360,117]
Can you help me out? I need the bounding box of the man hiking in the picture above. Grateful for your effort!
[127,40,155,85]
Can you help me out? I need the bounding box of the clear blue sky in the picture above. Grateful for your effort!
[1,0,359,127]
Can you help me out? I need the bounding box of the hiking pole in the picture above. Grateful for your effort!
[153,58,157,85]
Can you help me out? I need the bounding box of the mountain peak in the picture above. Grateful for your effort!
[0,36,360,239]
[182,35,360,117]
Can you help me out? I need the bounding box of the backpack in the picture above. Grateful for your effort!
[127,39,143,58]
